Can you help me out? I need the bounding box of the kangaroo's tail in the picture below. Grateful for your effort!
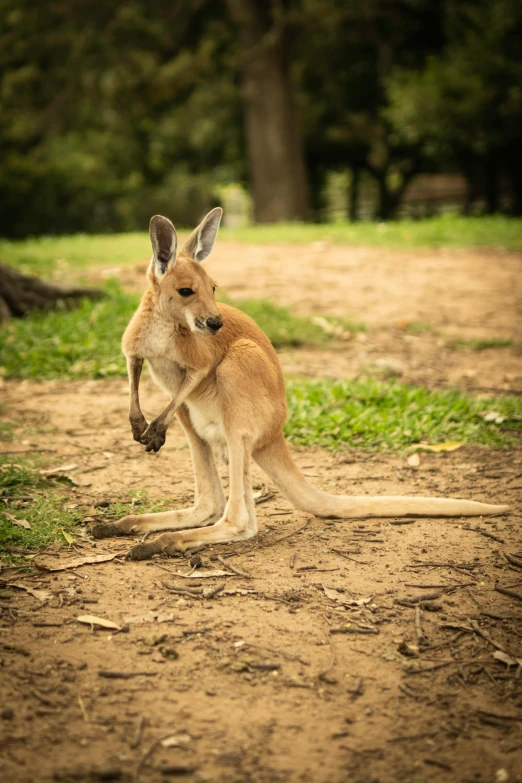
[253,435,509,518]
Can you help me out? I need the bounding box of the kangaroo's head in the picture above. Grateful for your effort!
[148,207,223,335]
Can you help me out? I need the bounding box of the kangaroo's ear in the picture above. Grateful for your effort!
[149,215,177,277]
[181,207,222,263]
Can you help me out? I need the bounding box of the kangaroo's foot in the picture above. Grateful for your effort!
[89,504,223,540]
[125,515,256,560]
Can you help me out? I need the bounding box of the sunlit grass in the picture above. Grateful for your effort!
[0,284,351,379]
[284,378,522,451]
[224,214,522,251]
[1,215,521,282]
[447,337,516,351]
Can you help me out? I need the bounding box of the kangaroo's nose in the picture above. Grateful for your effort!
[206,315,223,333]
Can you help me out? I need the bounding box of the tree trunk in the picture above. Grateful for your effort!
[0,262,104,322]
[226,0,311,222]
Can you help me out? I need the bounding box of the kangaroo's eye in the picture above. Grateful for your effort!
[178,288,194,297]
[212,285,216,293]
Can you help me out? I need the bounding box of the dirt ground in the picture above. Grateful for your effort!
[1,243,522,783]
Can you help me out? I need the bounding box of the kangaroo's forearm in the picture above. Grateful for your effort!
[154,370,205,430]
[128,356,144,416]
[127,356,148,442]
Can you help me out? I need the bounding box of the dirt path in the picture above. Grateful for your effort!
[1,379,522,783]
[1,242,522,782]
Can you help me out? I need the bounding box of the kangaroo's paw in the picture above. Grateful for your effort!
[126,532,185,561]
[90,515,143,539]
[140,420,167,453]
[130,413,148,443]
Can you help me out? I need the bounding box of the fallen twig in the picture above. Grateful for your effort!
[130,716,146,749]
[495,585,522,602]
[469,619,511,656]
[98,671,158,679]
[463,525,504,543]
[415,606,426,646]
[504,553,522,570]
[216,555,252,579]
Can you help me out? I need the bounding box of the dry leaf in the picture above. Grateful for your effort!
[253,486,275,505]
[39,552,126,571]
[8,583,52,602]
[322,586,372,606]
[161,734,192,748]
[77,615,121,630]
[5,512,31,530]
[480,411,508,424]
[177,569,231,579]
[415,441,465,453]
[61,529,74,545]
[493,650,522,667]
[407,453,421,467]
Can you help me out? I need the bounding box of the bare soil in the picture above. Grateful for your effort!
[1,243,522,783]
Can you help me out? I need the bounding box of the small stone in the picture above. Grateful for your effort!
[496,770,509,783]
[94,500,110,509]
[190,554,203,568]
[1,708,14,720]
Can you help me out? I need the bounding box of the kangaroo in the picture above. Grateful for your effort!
[91,208,509,560]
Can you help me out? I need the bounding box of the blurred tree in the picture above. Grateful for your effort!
[1,0,521,234]
[0,0,243,236]
[385,0,522,214]
[296,0,446,220]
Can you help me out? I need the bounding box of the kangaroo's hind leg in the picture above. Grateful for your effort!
[91,404,225,539]
[126,433,256,559]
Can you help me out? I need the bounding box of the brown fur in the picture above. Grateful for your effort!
[90,209,509,560]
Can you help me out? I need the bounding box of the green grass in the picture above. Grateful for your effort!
[1,216,522,281]
[0,458,172,565]
[0,232,152,278]
[0,458,82,559]
[284,378,522,451]
[222,215,522,251]
[0,286,351,379]
[447,337,516,351]
[0,283,136,380]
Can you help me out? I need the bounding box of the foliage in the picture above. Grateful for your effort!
[285,378,522,451]
[385,0,522,211]
[1,1,522,234]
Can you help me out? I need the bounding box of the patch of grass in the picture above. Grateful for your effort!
[447,337,515,351]
[0,458,82,562]
[285,378,522,451]
[222,215,522,251]
[0,283,137,380]
[401,321,433,335]
[0,286,350,380]
[0,459,174,564]
[1,216,521,283]
[0,233,152,278]
[228,298,353,348]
